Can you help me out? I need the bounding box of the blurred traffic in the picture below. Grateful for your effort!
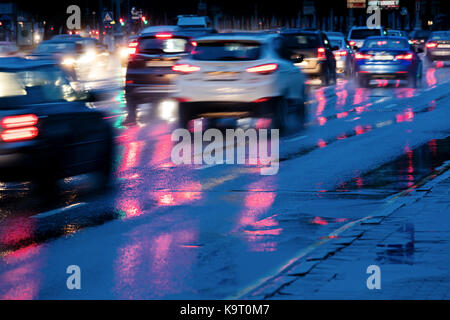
[0,12,449,193]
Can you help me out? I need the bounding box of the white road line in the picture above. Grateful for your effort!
[31,202,86,219]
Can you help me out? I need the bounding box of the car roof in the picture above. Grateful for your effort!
[0,57,57,70]
[280,28,320,35]
[195,32,277,42]
[141,25,178,35]
[365,36,407,40]
[350,26,383,30]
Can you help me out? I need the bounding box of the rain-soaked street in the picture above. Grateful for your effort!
[1,51,449,299]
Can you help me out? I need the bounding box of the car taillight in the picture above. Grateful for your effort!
[317,47,326,60]
[0,114,39,142]
[128,41,138,55]
[334,50,347,57]
[355,53,372,60]
[1,114,38,129]
[349,41,356,46]
[172,64,201,73]
[395,53,413,60]
[426,42,438,48]
[156,33,172,39]
[245,63,278,74]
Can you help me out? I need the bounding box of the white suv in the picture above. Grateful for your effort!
[347,26,385,49]
[172,33,307,130]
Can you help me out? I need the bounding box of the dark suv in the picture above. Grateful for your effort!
[280,29,337,85]
[125,26,215,122]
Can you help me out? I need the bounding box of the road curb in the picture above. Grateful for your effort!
[233,160,450,300]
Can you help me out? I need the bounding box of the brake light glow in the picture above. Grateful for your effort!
[349,41,356,46]
[355,53,372,60]
[1,127,38,142]
[128,41,138,55]
[190,41,197,47]
[156,33,173,39]
[246,63,278,74]
[317,47,326,60]
[395,53,413,60]
[426,42,438,48]
[172,64,201,73]
[334,50,347,57]
[1,114,38,129]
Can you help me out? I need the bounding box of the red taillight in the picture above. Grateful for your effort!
[190,41,197,47]
[172,64,201,73]
[1,127,39,142]
[156,33,172,39]
[1,114,39,142]
[355,53,372,60]
[426,42,438,48]
[1,114,38,129]
[128,41,138,55]
[349,41,356,46]
[333,50,347,57]
[317,47,326,60]
[246,63,278,74]
[395,53,413,60]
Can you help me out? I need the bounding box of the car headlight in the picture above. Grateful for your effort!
[61,57,76,66]
[119,47,129,59]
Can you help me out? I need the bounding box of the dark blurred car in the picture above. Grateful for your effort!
[409,29,431,52]
[125,25,215,122]
[425,31,450,62]
[0,58,114,190]
[354,36,422,88]
[281,29,337,85]
[347,26,385,49]
[325,31,355,77]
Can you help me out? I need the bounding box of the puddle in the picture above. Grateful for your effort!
[335,136,450,194]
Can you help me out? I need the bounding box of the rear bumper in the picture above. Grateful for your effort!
[0,147,48,182]
[426,50,450,60]
[356,64,413,79]
[295,61,326,76]
[179,99,277,118]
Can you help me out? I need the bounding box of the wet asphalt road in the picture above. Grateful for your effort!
[0,57,450,299]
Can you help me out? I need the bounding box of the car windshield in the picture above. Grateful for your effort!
[0,66,79,107]
[137,37,189,54]
[34,42,76,54]
[284,34,320,48]
[350,29,382,39]
[430,32,450,40]
[363,38,409,49]
[192,41,261,61]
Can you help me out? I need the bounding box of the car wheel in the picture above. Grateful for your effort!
[96,125,114,189]
[273,97,289,132]
[178,102,192,129]
[321,67,330,86]
[356,74,368,88]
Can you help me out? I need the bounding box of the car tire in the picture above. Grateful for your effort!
[96,125,114,190]
[178,102,192,129]
[356,74,368,88]
[273,97,289,132]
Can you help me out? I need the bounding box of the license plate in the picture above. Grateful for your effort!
[146,60,174,67]
[434,51,450,55]
[438,44,450,48]
[374,55,394,60]
[206,71,239,81]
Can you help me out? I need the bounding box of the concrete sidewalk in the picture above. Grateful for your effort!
[254,165,450,300]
